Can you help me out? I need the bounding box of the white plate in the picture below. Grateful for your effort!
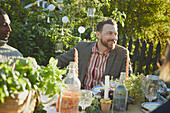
[92,86,104,95]
[167,88,170,92]
[141,102,162,111]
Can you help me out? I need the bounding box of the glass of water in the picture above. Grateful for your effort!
[145,83,158,102]
[145,75,159,102]
[79,90,92,112]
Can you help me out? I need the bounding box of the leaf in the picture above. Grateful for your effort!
[1,74,7,81]
[27,74,36,84]
[45,81,55,95]
[15,58,27,70]
[122,12,126,19]
[0,87,5,103]
[3,85,9,97]
[33,85,38,90]
[18,78,26,85]
[49,57,58,67]
[56,70,67,75]
[7,77,13,84]
[25,79,32,90]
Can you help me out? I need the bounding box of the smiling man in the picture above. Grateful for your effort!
[56,18,132,89]
[0,9,23,63]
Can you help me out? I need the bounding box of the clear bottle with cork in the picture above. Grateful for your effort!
[59,61,81,113]
[112,72,128,113]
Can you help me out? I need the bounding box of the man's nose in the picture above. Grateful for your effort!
[6,24,12,32]
[111,34,118,41]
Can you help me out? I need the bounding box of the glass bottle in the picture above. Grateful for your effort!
[112,72,128,113]
[60,61,81,113]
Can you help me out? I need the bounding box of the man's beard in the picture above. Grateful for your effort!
[100,36,116,50]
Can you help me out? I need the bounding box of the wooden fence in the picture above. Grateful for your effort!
[117,34,163,75]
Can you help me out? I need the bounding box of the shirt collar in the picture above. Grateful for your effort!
[0,40,8,46]
[92,42,110,56]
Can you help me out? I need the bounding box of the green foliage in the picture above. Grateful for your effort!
[0,57,66,103]
[0,0,126,66]
[39,57,66,96]
[0,0,168,70]
[125,74,146,102]
[0,0,81,65]
[0,60,13,103]
[85,98,102,113]
[107,0,169,43]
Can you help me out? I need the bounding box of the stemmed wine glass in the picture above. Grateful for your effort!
[79,90,92,112]
[145,75,159,102]
[145,83,158,102]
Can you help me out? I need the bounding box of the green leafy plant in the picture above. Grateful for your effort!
[85,97,102,113]
[0,57,66,103]
[38,57,66,96]
[125,74,146,102]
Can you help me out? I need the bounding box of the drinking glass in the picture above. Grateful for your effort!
[79,90,92,112]
[145,83,158,102]
[157,80,167,94]
[145,75,159,102]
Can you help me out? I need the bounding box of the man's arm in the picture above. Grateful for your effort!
[55,42,82,68]
[55,48,75,68]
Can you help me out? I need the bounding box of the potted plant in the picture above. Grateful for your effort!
[125,74,146,103]
[0,57,66,113]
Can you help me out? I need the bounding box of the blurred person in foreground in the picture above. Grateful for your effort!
[0,9,23,63]
[151,42,170,113]
[55,18,132,89]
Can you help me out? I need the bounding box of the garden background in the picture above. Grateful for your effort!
[0,0,169,72]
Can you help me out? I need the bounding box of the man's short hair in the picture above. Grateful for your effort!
[97,18,117,32]
[0,9,7,16]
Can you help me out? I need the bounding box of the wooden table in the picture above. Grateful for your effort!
[126,96,166,113]
[127,103,143,113]
[100,102,145,113]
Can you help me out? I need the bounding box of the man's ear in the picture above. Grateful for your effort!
[96,31,100,39]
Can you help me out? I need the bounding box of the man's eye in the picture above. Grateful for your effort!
[1,22,7,26]
[108,32,112,35]
[3,23,7,26]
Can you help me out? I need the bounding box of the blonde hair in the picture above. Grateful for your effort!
[159,42,170,82]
